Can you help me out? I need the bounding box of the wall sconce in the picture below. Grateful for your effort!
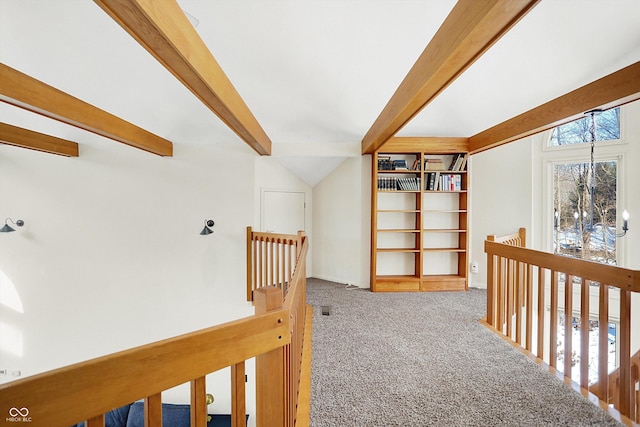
[0,218,24,233]
[200,220,214,235]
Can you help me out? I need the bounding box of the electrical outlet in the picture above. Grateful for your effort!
[471,262,479,274]
[0,369,7,375]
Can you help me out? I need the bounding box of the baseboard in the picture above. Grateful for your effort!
[311,274,368,289]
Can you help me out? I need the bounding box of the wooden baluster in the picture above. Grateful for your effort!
[231,362,246,427]
[549,271,559,369]
[275,239,281,289]
[515,261,523,345]
[280,240,285,293]
[525,263,533,352]
[145,393,162,427]
[86,415,105,427]
[487,251,495,327]
[257,238,263,290]
[255,287,285,427]
[564,275,573,378]
[191,376,207,427]
[597,284,610,403]
[537,267,545,359]
[619,289,633,419]
[580,279,590,389]
[506,259,512,338]
[271,238,276,287]
[497,256,505,333]
[246,227,253,301]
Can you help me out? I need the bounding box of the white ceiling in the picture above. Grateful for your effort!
[1,1,639,186]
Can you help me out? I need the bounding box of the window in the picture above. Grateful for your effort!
[545,107,626,384]
[549,107,620,146]
[553,160,618,264]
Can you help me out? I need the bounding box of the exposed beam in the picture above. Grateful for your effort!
[469,61,640,154]
[94,0,272,156]
[0,63,173,156]
[384,137,469,154]
[361,0,539,154]
[0,122,79,157]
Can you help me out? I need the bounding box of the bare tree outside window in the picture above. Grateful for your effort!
[551,107,621,264]
[550,107,620,146]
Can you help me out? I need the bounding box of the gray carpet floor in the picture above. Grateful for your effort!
[307,278,623,427]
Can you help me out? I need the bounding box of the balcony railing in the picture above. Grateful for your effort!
[485,228,640,424]
[0,229,310,427]
[246,226,305,302]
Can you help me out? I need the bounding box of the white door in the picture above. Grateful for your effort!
[261,190,305,234]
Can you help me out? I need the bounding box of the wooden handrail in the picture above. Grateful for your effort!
[0,310,289,426]
[485,229,640,423]
[0,229,310,427]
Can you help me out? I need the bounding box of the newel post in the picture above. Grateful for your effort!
[255,286,285,427]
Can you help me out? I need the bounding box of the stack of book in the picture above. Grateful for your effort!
[424,158,445,171]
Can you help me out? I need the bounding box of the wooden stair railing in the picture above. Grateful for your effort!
[246,226,304,302]
[485,228,640,424]
[0,230,310,427]
[590,350,640,423]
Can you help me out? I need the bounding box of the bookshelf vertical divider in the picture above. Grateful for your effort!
[371,140,469,292]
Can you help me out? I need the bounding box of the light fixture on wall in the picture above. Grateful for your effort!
[0,218,24,233]
[200,219,214,235]
[578,109,629,237]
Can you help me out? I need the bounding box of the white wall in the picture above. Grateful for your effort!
[0,138,289,423]
[312,156,371,287]
[468,137,534,288]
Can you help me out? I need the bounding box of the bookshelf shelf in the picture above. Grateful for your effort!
[371,146,468,292]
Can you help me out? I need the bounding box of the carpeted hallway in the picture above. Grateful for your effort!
[306,278,623,427]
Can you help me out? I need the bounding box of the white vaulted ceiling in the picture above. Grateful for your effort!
[1,1,639,185]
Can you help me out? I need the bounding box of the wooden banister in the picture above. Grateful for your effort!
[0,228,310,427]
[485,228,640,423]
[246,226,305,302]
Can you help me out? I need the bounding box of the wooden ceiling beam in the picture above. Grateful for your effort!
[0,122,79,157]
[94,0,272,156]
[384,137,469,154]
[469,61,640,154]
[0,63,172,156]
[361,0,539,154]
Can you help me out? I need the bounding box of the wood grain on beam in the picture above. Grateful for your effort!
[469,61,640,154]
[384,137,469,154]
[0,122,79,157]
[361,0,539,154]
[0,63,172,156]
[94,0,272,156]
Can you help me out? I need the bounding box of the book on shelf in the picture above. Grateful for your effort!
[397,177,420,191]
[426,172,441,191]
[439,174,462,191]
[448,153,469,171]
[424,158,445,171]
[378,176,420,191]
[378,157,393,171]
[393,159,408,170]
[411,159,421,171]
